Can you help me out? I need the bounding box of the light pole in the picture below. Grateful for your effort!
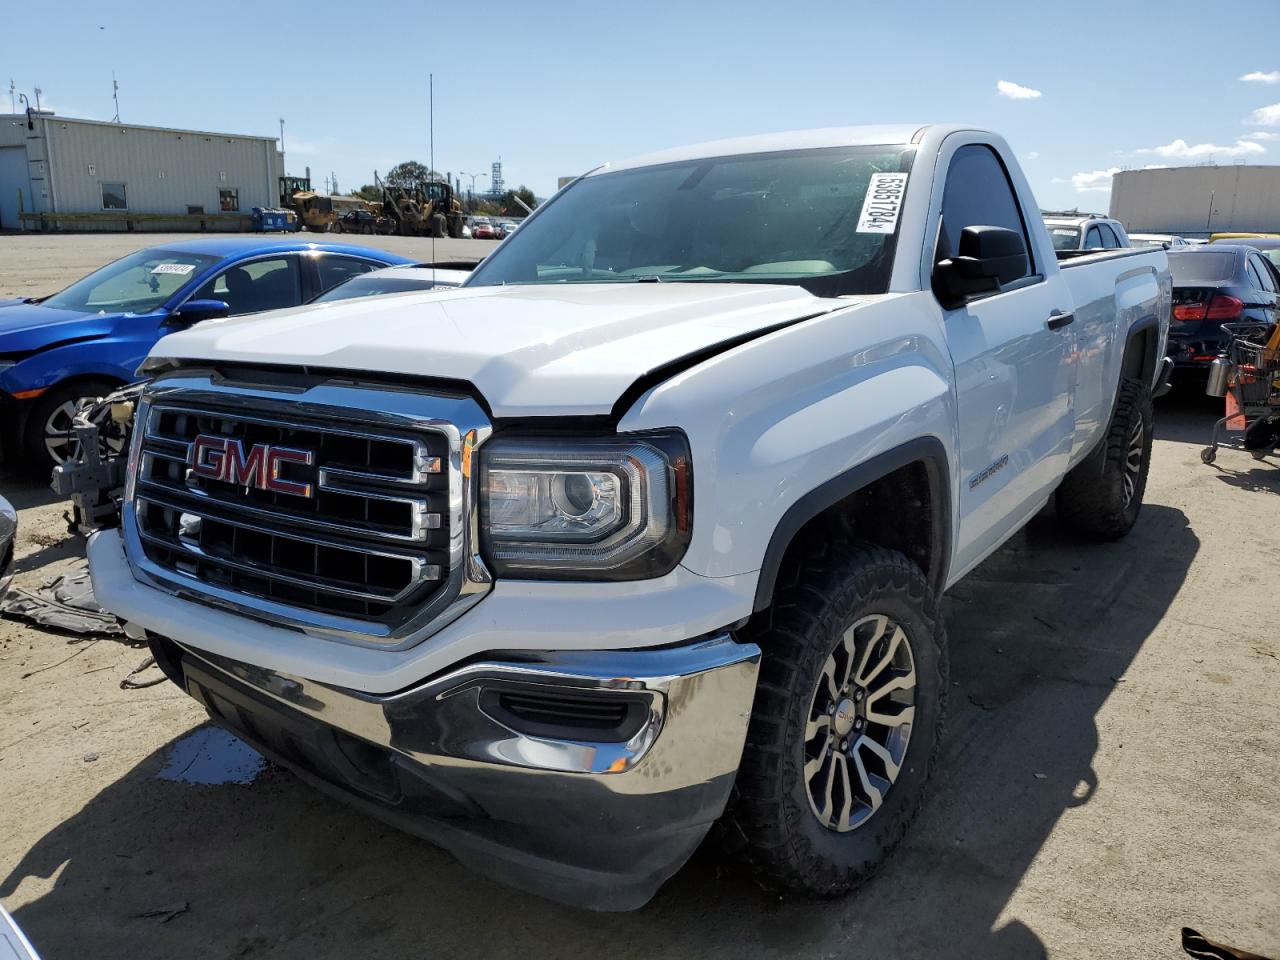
[279,117,285,174]
[459,171,487,211]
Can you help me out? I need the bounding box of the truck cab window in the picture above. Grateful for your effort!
[934,144,1033,279]
[1098,224,1121,249]
[1084,226,1104,249]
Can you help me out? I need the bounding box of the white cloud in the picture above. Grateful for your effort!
[997,79,1042,100]
[1245,103,1280,126]
[1240,71,1280,84]
[1136,137,1265,159]
[1055,167,1120,193]
[1026,150,1040,160]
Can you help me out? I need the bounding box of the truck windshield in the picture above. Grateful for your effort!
[41,248,219,315]
[467,145,916,297]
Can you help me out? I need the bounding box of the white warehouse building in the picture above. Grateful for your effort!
[1109,165,1280,239]
[0,111,283,230]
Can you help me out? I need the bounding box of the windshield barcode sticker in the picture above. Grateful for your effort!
[857,172,908,234]
[152,263,195,275]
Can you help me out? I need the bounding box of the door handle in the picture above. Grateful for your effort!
[1046,311,1074,331]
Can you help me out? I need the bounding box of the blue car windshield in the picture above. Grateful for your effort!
[41,248,220,315]
[467,145,916,297]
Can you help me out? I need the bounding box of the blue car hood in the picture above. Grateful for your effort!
[0,301,122,353]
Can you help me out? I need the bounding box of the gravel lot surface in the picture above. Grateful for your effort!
[0,234,1277,959]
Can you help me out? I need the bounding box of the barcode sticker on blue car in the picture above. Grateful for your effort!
[857,172,908,234]
[152,263,195,275]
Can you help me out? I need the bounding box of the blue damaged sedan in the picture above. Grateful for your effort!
[0,238,411,471]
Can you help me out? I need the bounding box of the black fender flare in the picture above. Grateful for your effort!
[751,436,952,612]
[1080,313,1162,474]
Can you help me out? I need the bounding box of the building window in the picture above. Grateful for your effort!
[219,189,239,212]
[186,205,204,215]
[101,183,127,210]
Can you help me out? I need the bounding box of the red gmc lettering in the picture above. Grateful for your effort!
[188,435,314,497]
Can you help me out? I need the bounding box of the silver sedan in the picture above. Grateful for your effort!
[0,493,15,579]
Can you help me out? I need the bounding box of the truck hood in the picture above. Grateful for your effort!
[0,301,119,354]
[150,283,846,417]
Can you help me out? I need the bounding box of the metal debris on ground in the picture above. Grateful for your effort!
[120,655,167,690]
[0,562,123,637]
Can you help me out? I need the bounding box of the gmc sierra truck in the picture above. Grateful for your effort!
[87,124,1172,911]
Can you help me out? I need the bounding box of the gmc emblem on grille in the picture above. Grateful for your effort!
[187,434,315,498]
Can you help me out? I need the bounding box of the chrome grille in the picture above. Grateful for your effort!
[123,376,492,646]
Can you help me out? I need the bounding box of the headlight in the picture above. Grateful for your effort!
[480,432,692,579]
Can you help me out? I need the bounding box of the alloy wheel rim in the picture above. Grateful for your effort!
[804,613,917,833]
[1123,418,1144,508]
[43,397,126,465]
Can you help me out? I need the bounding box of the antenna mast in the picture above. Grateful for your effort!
[429,73,435,274]
[111,71,120,121]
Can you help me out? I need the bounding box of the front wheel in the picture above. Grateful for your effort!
[23,379,121,475]
[724,542,948,897]
[1056,377,1153,540]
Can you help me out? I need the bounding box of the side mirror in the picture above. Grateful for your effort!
[933,225,1028,309]
[169,298,230,326]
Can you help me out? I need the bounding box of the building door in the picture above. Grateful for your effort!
[0,147,30,229]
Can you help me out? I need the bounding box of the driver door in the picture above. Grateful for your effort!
[933,142,1077,578]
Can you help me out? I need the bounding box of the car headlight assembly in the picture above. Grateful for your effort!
[480,432,692,580]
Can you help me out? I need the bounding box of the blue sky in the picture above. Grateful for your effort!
[7,0,1280,210]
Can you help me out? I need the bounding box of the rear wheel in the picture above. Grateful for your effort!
[1056,377,1152,540]
[724,543,948,897]
[23,379,121,475]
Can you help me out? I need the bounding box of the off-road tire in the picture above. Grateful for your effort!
[1056,377,1153,540]
[723,542,948,898]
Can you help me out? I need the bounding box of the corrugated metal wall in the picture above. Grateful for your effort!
[5,115,282,216]
[1110,166,1280,237]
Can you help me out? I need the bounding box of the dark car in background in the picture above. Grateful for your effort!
[1215,236,1280,273]
[334,209,391,235]
[1165,245,1279,376]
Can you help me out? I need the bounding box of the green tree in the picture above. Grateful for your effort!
[499,185,537,215]
[385,161,440,188]
[351,184,382,202]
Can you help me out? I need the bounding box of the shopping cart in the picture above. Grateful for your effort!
[1201,320,1280,464]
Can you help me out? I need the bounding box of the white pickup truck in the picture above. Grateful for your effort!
[89,124,1172,911]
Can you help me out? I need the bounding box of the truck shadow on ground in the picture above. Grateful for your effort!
[1,504,1198,960]
[0,471,60,511]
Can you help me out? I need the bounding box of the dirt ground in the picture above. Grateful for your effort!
[1,234,1278,959]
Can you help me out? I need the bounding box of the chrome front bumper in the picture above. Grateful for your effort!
[147,631,761,911]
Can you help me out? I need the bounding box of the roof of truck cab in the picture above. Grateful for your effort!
[597,124,935,173]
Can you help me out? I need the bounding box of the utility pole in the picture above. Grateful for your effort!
[279,117,285,174]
